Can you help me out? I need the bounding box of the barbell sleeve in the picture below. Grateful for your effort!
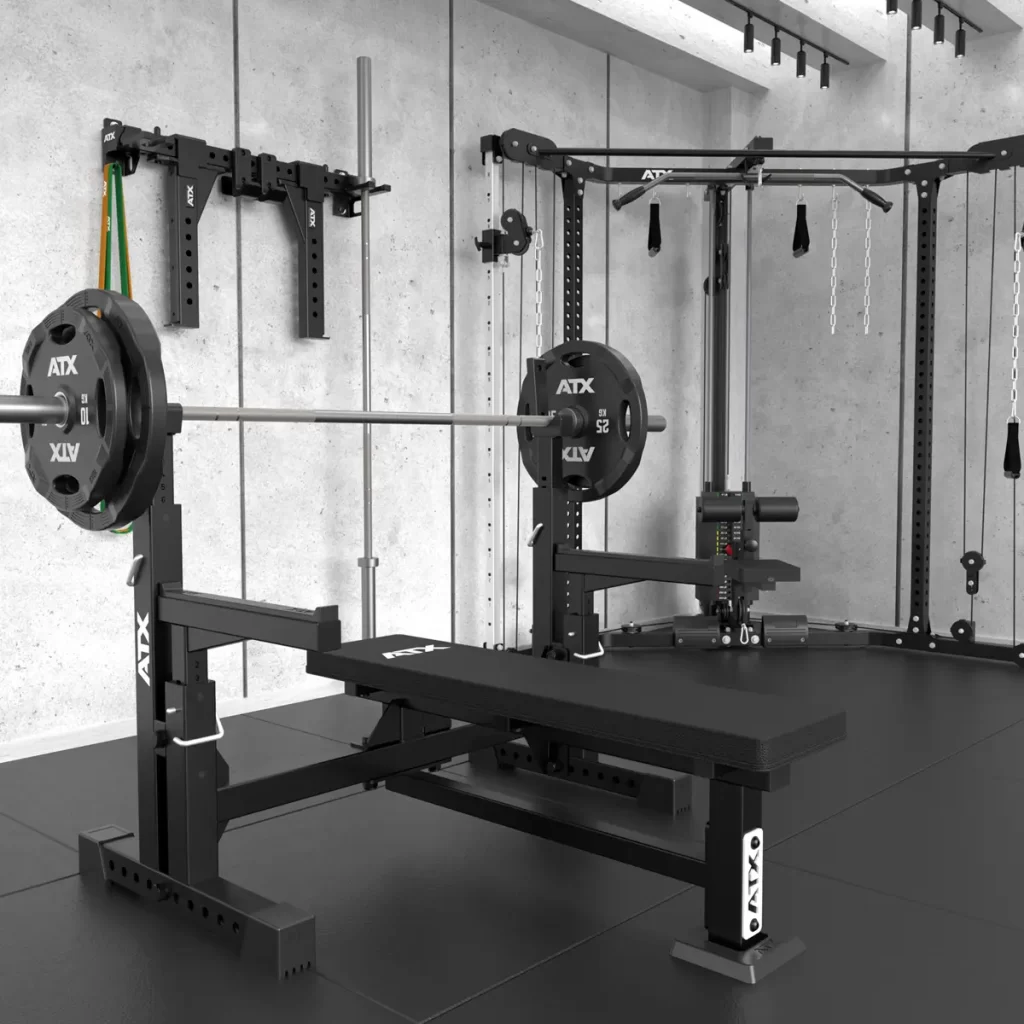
[0,395,666,434]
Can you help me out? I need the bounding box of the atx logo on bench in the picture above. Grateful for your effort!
[554,377,594,395]
[741,828,764,940]
[46,355,78,377]
[382,644,450,659]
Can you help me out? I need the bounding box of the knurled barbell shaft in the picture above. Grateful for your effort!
[0,395,67,425]
[0,395,666,433]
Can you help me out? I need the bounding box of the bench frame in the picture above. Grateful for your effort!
[78,422,833,984]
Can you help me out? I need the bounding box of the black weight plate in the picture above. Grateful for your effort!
[67,290,169,531]
[517,342,649,501]
[20,304,129,517]
[21,290,169,532]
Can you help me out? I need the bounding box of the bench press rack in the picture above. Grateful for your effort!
[76,383,846,987]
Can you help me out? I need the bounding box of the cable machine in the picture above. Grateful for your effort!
[478,129,1023,668]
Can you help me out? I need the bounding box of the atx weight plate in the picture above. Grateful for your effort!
[517,342,649,501]
[21,290,168,532]
[20,302,129,517]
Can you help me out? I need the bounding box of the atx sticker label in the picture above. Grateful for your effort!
[136,613,151,686]
[741,827,764,940]
[47,355,77,377]
[554,377,594,395]
[562,447,595,463]
[382,644,450,659]
[49,442,80,463]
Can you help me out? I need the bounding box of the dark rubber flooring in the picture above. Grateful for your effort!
[1,646,1022,1023]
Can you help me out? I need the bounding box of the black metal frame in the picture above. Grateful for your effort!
[78,408,800,979]
[487,128,1024,669]
[102,118,391,337]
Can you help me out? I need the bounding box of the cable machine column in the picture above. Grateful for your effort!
[907,178,940,637]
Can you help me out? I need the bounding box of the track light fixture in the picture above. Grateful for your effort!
[955,19,966,58]
[882,0,978,59]
[729,1,850,85]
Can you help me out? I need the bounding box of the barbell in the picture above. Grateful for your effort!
[5,290,666,532]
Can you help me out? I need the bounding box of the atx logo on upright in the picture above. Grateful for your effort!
[136,613,151,686]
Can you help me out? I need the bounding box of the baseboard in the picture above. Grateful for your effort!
[0,680,348,765]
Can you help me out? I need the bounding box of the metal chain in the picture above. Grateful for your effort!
[863,204,872,336]
[1012,230,1021,422]
[534,227,545,357]
[830,187,838,335]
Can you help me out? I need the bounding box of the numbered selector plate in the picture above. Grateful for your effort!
[517,342,650,501]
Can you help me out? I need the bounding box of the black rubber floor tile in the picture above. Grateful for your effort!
[770,749,1024,930]
[602,647,1024,844]
[251,693,386,747]
[429,862,1022,1024]
[0,813,77,896]
[0,876,408,1024]
[0,712,360,845]
[220,785,683,1021]
[944,719,1024,781]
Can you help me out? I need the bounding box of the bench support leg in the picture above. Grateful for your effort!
[670,779,805,984]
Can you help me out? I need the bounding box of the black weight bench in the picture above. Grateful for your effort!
[307,635,846,983]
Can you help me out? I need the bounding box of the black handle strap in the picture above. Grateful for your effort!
[793,203,810,258]
[648,199,661,257]
[1005,421,1022,479]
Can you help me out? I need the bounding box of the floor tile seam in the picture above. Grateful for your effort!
[768,715,1024,850]
[416,885,694,1023]
[0,809,78,854]
[768,858,1024,935]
